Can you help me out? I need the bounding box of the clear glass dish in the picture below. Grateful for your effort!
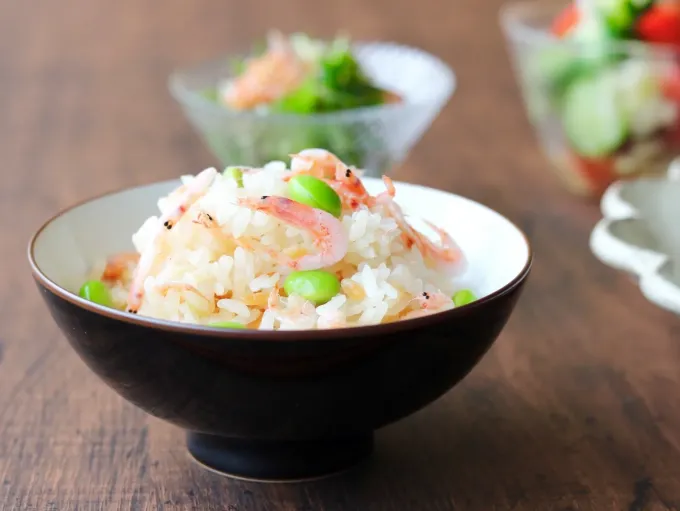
[169,42,456,177]
[501,1,680,198]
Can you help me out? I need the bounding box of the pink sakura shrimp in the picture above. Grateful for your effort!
[266,284,314,324]
[126,167,217,314]
[237,195,348,272]
[420,219,467,274]
[222,31,308,110]
[100,252,140,284]
[192,210,257,252]
[267,284,282,311]
[284,151,463,275]
[192,210,216,228]
[162,168,218,230]
[375,181,465,276]
[155,282,212,306]
[379,175,397,199]
[284,149,377,212]
[284,148,344,182]
[327,169,395,213]
[327,163,376,211]
[413,291,453,310]
[402,291,453,320]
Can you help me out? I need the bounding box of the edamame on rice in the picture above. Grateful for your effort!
[83,149,476,330]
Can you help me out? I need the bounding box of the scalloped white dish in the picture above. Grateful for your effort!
[590,160,680,315]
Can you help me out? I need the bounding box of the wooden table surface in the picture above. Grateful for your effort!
[3,0,680,509]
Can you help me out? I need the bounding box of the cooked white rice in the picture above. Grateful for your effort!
[100,159,468,329]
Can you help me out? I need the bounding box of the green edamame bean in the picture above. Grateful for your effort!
[287,175,342,218]
[210,321,247,329]
[453,289,477,307]
[79,280,113,307]
[223,166,244,187]
[283,270,341,306]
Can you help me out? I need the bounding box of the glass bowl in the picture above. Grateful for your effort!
[501,1,680,199]
[168,42,455,177]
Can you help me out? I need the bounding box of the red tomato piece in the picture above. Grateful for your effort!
[635,4,680,47]
[551,3,581,38]
[661,65,680,101]
[570,151,617,194]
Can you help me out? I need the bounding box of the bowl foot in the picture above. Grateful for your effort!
[186,432,374,482]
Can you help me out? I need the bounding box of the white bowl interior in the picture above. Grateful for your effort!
[33,179,530,301]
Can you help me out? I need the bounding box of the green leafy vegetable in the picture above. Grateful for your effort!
[197,34,394,170]
[592,0,654,38]
[198,87,220,103]
[267,37,388,114]
[269,77,320,114]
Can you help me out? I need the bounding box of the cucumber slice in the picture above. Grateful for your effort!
[532,41,620,107]
[533,46,584,93]
[561,71,629,158]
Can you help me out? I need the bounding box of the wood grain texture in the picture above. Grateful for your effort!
[2,0,680,509]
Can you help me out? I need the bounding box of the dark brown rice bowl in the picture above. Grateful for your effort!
[28,176,532,482]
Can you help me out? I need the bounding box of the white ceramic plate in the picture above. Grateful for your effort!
[590,160,680,315]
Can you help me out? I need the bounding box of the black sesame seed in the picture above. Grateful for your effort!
[422,292,429,299]
[261,195,269,199]
[345,169,352,178]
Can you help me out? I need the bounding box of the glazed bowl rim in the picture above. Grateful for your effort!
[167,40,457,122]
[28,178,533,342]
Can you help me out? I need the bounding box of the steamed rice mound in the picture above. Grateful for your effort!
[102,159,467,329]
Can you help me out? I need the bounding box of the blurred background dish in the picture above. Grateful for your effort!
[590,157,680,315]
[501,0,680,199]
[169,35,455,177]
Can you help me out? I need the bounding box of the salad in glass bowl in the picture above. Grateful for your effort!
[502,1,680,198]
[169,32,455,177]
[213,32,402,113]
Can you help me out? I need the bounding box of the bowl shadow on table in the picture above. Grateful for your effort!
[326,404,583,504]
[206,380,601,508]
